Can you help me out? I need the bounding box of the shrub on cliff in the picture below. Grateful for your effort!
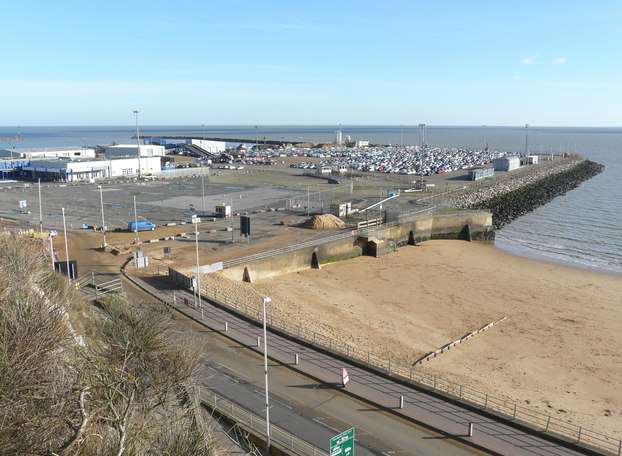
[0,233,221,456]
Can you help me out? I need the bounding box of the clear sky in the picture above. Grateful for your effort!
[1,1,620,126]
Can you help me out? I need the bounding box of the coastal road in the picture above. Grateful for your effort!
[125,276,485,455]
[129,274,595,456]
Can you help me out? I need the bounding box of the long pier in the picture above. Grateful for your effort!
[138,135,305,146]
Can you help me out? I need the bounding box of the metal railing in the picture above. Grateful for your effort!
[201,388,327,456]
[194,283,621,456]
[222,230,359,269]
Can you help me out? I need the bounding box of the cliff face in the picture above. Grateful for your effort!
[468,160,604,229]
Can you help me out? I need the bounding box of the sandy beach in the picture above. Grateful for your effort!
[202,240,622,436]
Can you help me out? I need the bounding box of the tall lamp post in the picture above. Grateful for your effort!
[98,184,107,248]
[262,296,272,453]
[61,207,71,283]
[200,163,206,215]
[133,110,141,179]
[194,216,203,319]
[133,194,140,243]
[38,178,43,233]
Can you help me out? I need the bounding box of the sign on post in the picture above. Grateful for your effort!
[341,367,350,387]
[330,428,355,456]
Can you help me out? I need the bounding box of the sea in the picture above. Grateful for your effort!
[1,125,620,274]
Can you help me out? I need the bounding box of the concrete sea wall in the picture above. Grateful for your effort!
[211,210,493,283]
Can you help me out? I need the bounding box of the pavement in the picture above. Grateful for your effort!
[127,273,599,456]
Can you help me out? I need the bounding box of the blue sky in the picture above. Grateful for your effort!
[1,1,620,126]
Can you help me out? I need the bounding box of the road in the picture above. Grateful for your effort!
[129,274,596,456]
[122,273,484,455]
[67,230,592,456]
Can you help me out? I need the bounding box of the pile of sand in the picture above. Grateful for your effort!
[301,214,346,230]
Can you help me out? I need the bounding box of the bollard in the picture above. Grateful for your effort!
[295,353,299,365]
[224,321,228,332]
[577,426,582,443]
[468,422,473,437]
[399,395,404,409]
[257,336,261,347]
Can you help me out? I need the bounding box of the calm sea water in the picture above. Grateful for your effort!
[1,125,620,274]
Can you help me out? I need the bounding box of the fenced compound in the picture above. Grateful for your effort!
[201,388,328,456]
[193,282,622,456]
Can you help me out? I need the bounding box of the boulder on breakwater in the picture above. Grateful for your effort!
[470,160,604,229]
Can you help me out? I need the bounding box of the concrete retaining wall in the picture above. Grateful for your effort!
[220,236,364,282]
[169,210,493,284]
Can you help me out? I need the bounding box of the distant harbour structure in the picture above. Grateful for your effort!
[335,125,344,146]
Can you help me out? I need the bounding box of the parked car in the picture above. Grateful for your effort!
[127,220,156,232]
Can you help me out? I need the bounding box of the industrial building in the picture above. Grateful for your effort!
[520,155,539,166]
[20,156,161,182]
[469,167,495,180]
[105,144,166,158]
[493,156,520,172]
[0,147,95,160]
[188,139,227,154]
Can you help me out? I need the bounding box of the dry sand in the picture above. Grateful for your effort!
[204,240,622,436]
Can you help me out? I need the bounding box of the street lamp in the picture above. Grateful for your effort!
[133,110,141,179]
[262,296,272,453]
[133,194,140,243]
[193,216,203,319]
[200,163,206,215]
[37,178,43,233]
[61,207,71,283]
[98,185,107,247]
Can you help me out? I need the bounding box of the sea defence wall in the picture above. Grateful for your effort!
[454,159,604,229]
[167,210,493,284]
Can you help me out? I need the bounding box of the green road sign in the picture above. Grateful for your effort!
[330,427,355,456]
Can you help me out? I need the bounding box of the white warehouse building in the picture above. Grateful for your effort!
[105,144,166,158]
[493,156,520,172]
[21,156,161,182]
[188,139,227,154]
[3,148,96,160]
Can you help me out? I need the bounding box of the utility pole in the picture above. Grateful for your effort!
[133,110,141,179]
[133,194,139,243]
[525,124,529,155]
[98,185,107,247]
[37,178,43,233]
[61,207,71,283]
[262,296,272,453]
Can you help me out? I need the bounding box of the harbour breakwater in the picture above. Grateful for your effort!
[454,160,604,229]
